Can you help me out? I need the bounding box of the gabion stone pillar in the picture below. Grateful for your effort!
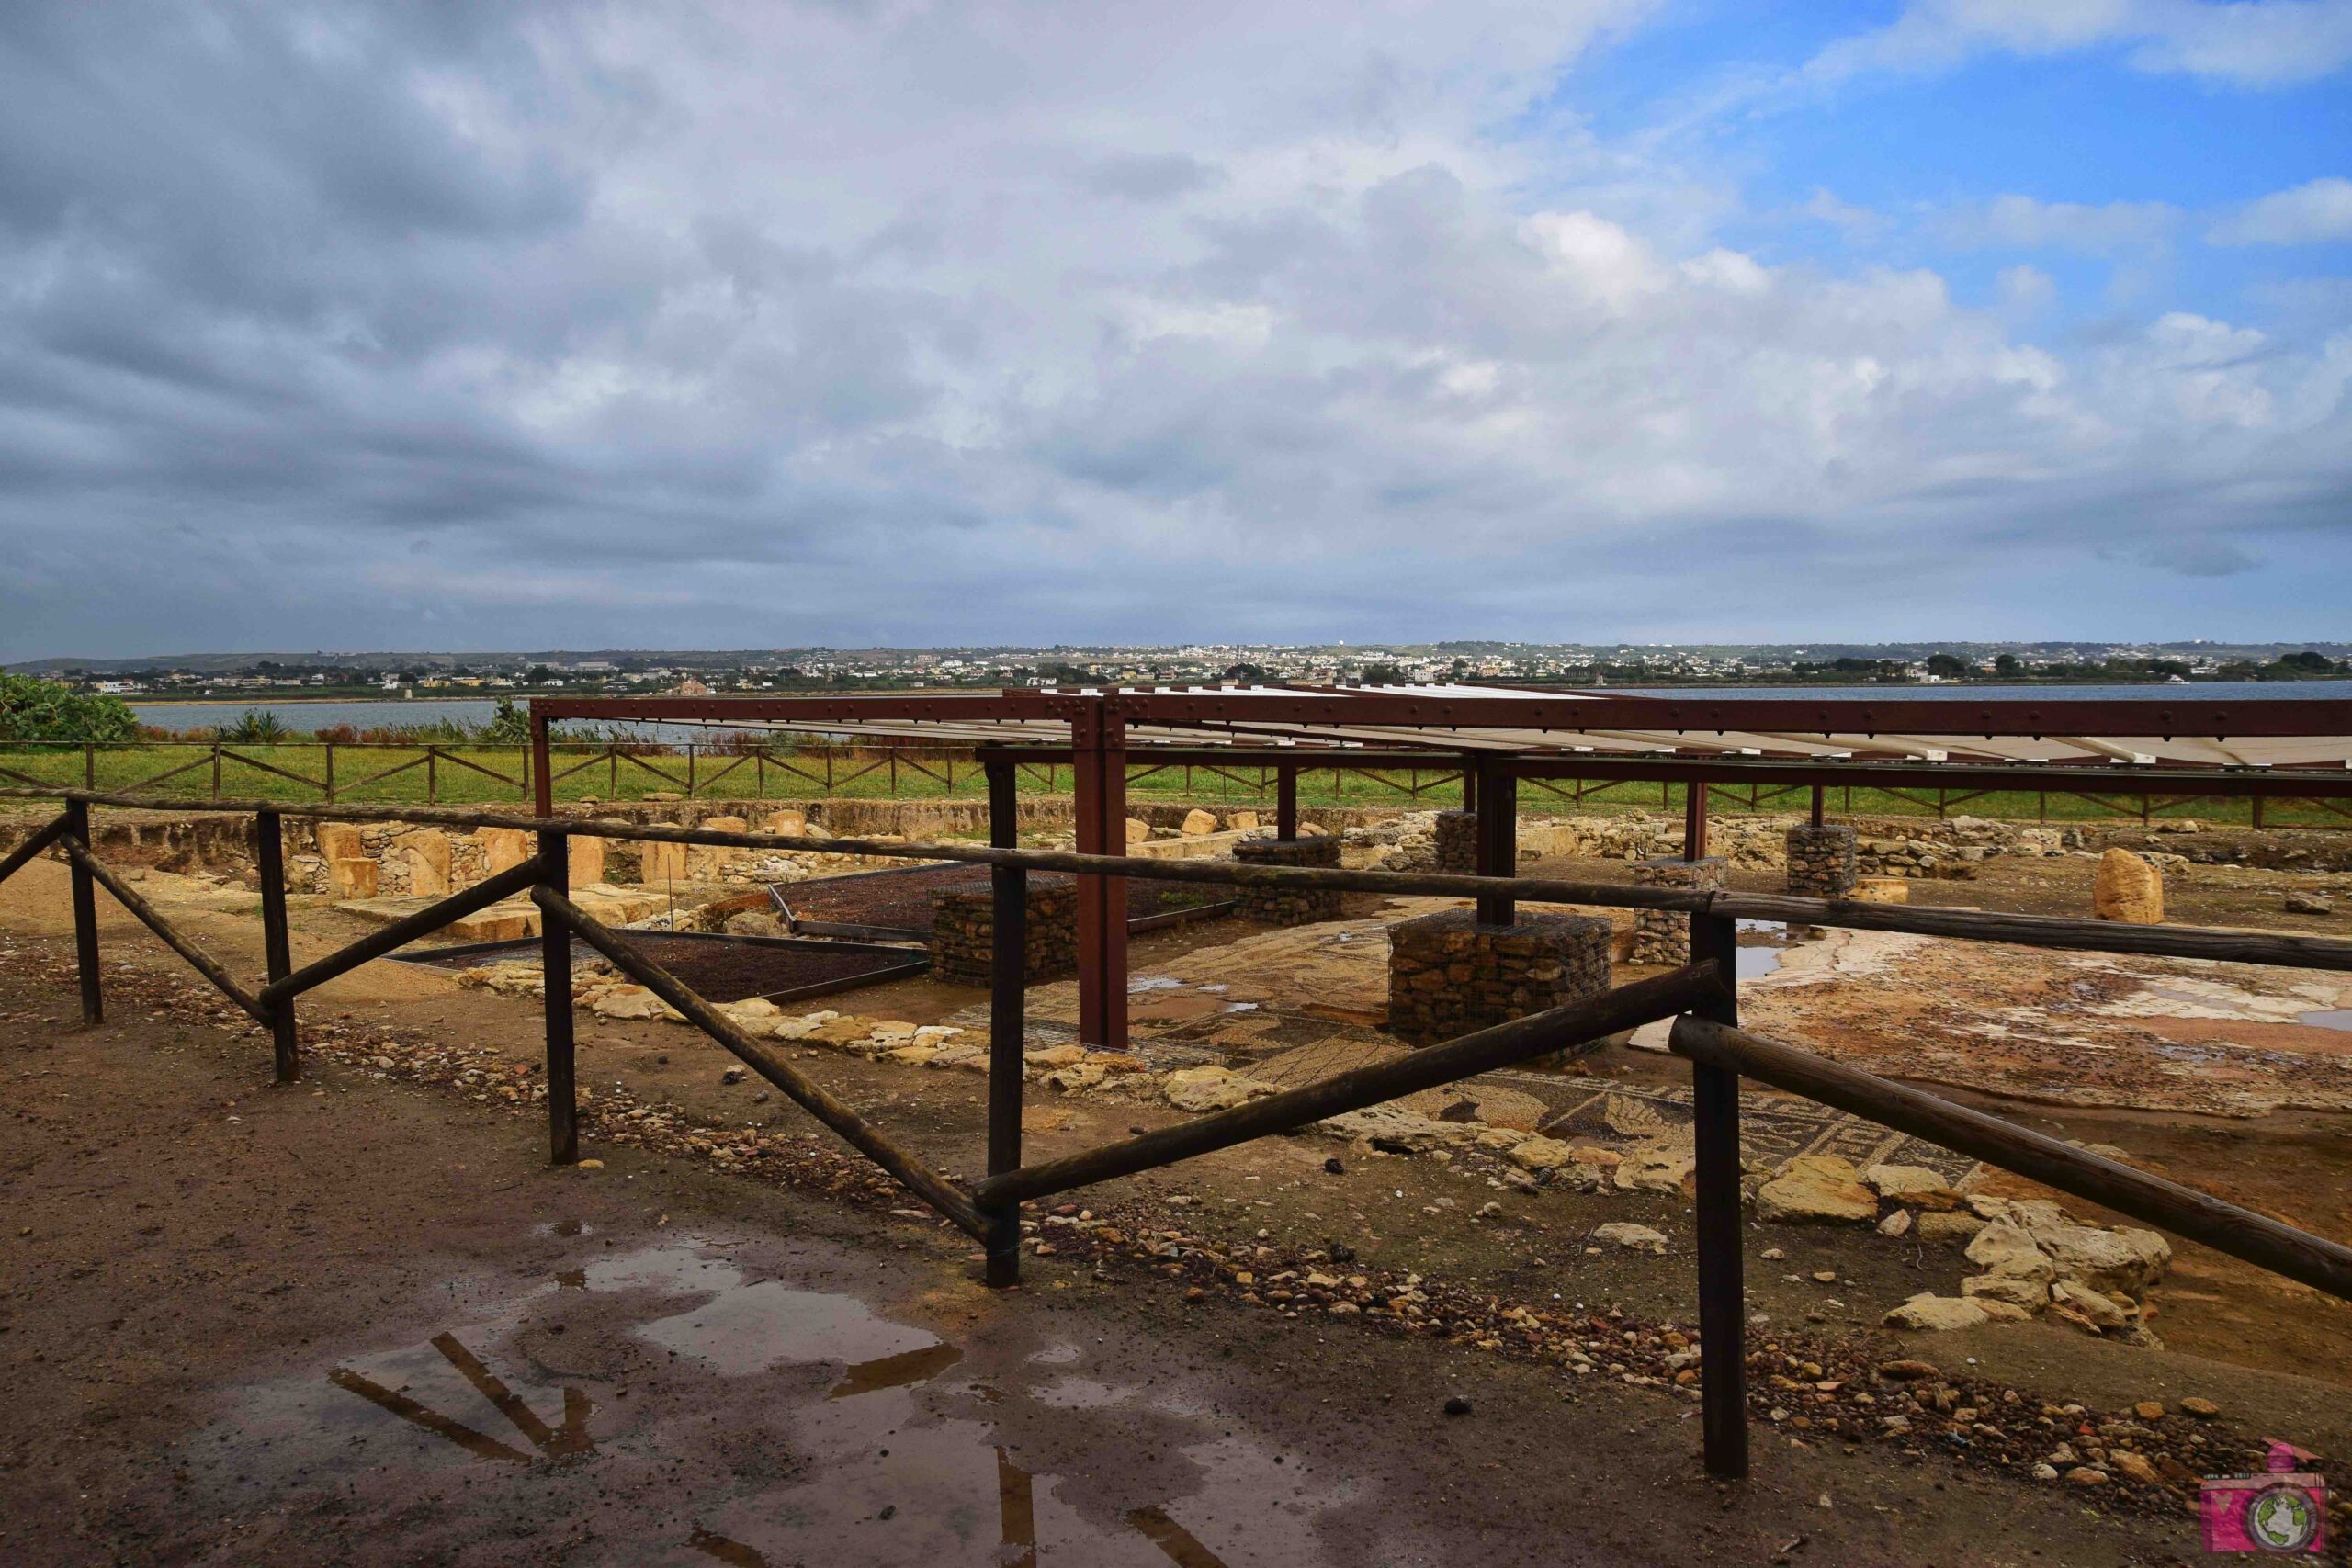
[1387,908,1613,1047]
[1627,855,1728,966]
[1785,824,1859,897]
[930,881,1078,986]
[1233,837,1344,925]
[1434,809,1479,874]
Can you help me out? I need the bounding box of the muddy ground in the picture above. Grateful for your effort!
[3,843,2351,1564]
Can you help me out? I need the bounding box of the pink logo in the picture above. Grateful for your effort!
[2201,1441,2327,1555]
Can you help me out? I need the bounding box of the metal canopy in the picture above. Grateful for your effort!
[534,684,2352,771]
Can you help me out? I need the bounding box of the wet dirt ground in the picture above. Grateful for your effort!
[2,975,2234,1567]
[5,845,2352,1562]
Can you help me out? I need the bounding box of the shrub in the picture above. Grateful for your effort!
[0,675,140,743]
[218,708,292,744]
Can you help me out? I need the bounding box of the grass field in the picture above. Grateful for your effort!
[0,740,2344,829]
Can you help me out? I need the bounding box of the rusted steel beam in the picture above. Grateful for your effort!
[973,964,1727,1209]
[534,690,2352,739]
[0,813,69,886]
[535,886,987,1237]
[1670,1017,2352,1304]
[63,838,267,1024]
[1504,755,2352,797]
[257,857,548,1007]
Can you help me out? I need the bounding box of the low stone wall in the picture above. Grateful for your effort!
[1232,837,1344,925]
[928,881,1078,987]
[1785,824,1858,897]
[1433,809,1479,874]
[1388,908,1614,1047]
[1627,856,1727,966]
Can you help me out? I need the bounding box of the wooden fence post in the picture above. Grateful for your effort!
[65,798,101,1026]
[984,756,1027,1287]
[256,809,299,1082]
[1689,910,1747,1477]
[539,829,577,1165]
[324,743,336,803]
[426,746,438,805]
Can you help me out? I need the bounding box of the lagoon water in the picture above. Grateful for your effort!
[128,679,2352,739]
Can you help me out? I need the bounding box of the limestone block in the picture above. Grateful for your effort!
[1594,1223,1668,1254]
[330,856,379,899]
[479,828,533,877]
[2094,848,2164,924]
[1180,808,1218,837]
[1964,1218,2055,1285]
[392,829,452,897]
[641,840,689,886]
[763,810,808,837]
[1848,876,1909,905]
[1754,1154,1877,1224]
[316,822,365,862]
[1961,1274,2048,1312]
[1162,1066,1277,1112]
[1227,810,1260,831]
[1863,1163,1962,1212]
[1125,818,1152,844]
[568,835,606,887]
[1883,1293,1991,1332]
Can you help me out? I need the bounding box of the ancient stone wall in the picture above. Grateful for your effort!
[1387,908,1613,1046]
[1232,836,1344,925]
[1785,824,1859,897]
[1626,856,1727,966]
[1433,809,1479,874]
[928,882,1078,987]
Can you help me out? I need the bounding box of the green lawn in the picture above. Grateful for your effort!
[0,741,2342,829]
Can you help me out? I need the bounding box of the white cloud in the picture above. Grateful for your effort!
[2209,176,2352,244]
[1943,194,2178,252]
[0,2,2348,652]
[1811,0,2352,89]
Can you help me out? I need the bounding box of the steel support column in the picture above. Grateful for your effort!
[1689,913,1747,1477]
[1809,784,1826,829]
[1276,764,1299,840]
[1684,778,1710,861]
[1476,760,1516,926]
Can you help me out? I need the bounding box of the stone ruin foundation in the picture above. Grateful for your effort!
[1231,837,1344,925]
[1387,908,1614,1049]
[1433,809,1479,874]
[928,881,1079,987]
[1626,855,1728,966]
[1784,823,1859,897]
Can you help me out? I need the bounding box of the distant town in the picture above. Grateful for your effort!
[8,640,2348,701]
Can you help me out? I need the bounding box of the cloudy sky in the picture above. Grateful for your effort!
[3,1,2348,658]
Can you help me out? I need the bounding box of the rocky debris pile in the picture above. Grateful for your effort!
[2284,889,2336,916]
[1905,1199,2171,1343]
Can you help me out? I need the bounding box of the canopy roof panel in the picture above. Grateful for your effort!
[533,684,2352,772]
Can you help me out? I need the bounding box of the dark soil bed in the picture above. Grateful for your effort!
[777,862,1228,934]
[407,931,927,1003]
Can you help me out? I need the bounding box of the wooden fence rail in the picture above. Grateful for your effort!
[7,784,2352,1487]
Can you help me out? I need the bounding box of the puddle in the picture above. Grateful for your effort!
[1734,919,1796,980]
[232,1237,1345,1566]
[2302,1009,2352,1033]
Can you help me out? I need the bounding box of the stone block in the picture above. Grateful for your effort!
[391,829,451,897]
[763,809,808,837]
[568,835,606,887]
[479,828,533,877]
[330,856,379,899]
[929,882,1079,987]
[316,822,365,863]
[1125,818,1152,844]
[1180,808,1218,837]
[640,840,689,886]
[2094,848,2163,923]
[1848,875,1909,905]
